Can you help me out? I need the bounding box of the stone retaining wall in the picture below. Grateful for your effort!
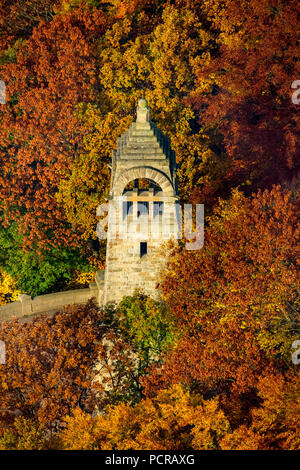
[0,272,105,322]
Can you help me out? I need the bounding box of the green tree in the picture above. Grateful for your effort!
[116,292,177,373]
[0,221,91,295]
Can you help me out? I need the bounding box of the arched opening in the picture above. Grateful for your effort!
[113,166,174,198]
[122,178,164,220]
[123,178,161,192]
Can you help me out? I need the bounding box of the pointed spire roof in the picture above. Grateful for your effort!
[114,99,173,162]
[110,99,178,196]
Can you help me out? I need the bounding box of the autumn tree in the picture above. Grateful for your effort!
[0,269,20,305]
[0,220,91,295]
[0,0,57,52]
[0,1,298,450]
[0,291,175,438]
[1,0,299,296]
[0,301,117,432]
[58,2,220,243]
[0,417,46,450]
[143,186,299,426]
[59,385,230,450]
[190,0,300,201]
[220,370,300,450]
[0,2,106,251]
[0,2,108,293]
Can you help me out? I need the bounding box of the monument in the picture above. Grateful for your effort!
[0,99,180,321]
[100,99,180,304]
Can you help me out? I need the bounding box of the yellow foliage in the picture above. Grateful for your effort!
[59,408,98,450]
[0,270,20,305]
[0,418,45,450]
[65,257,104,289]
[59,385,230,450]
[66,270,95,289]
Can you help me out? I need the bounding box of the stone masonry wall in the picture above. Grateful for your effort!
[104,236,167,304]
[0,280,103,322]
[0,99,178,321]
[103,99,179,304]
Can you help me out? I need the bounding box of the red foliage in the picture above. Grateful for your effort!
[143,187,299,405]
[0,5,106,249]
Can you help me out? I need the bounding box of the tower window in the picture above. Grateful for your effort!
[140,242,147,257]
[137,201,149,217]
[123,201,133,219]
[153,201,164,217]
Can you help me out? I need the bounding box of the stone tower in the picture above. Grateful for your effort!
[102,99,179,304]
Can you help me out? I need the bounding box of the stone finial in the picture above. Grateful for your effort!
[18,294,33,316]
[136,98,149,123]
[18,294,32,302]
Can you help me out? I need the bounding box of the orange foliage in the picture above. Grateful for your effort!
[221,371,300,450]
[0,0,57,51]
[143,186,299,406]
[0,4,106,250]
[59,385,230,450]
[0,1,299,450]
[0,301,135,430]
[190,0,300,198]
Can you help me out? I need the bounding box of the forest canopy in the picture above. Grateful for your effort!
[0,0,299,295]
[0,0,299,451]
